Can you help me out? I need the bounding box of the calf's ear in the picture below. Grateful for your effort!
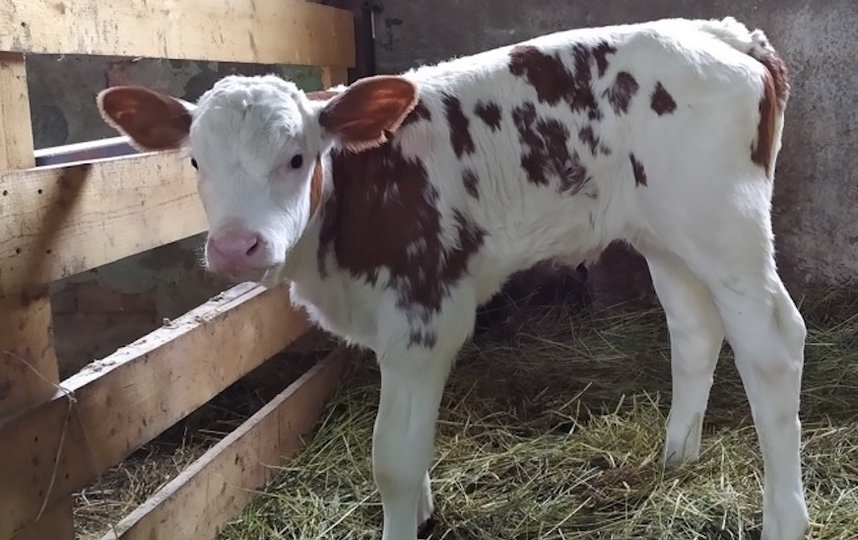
[97,86,195,151]
[318,75,418,152]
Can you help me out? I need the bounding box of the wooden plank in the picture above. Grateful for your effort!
[10,498,74,540]
[0,51,56,417]
[0,51,74,540]
[321,66,350,88]
[0,53,35,169]
[0,295,58,415]
[0,0,355,68]
[0,295,67,540]
[0,282,310,539]
[101,348,350,540]
[0,151,206,296]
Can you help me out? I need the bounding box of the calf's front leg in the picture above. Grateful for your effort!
[372,342,458,540]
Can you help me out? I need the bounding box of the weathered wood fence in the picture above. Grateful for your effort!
[0,1,356,538]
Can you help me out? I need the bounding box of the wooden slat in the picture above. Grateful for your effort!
[102,348,350,540]
[0,294,66,540]
[0,53,35,169]
[0,150,205,297]
[0,0,355,68]
[0,282,310,539]
[10,499,74,540]
[0,51,74,540]
[321,66,350,88]
[0,51,57,417]
[0,295,58,415]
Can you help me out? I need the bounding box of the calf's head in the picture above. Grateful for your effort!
[97,74,418,283]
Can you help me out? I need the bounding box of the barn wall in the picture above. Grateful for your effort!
[372,0,858,293]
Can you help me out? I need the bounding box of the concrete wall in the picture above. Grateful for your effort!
[372,0,858,290]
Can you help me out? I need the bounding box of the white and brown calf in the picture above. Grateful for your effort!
[98,16,808,540]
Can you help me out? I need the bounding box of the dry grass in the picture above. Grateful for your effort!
[214,288,858,540]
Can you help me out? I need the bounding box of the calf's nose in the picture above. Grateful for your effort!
[207,231,262,270]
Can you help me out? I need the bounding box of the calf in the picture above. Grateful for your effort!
[97,16,808,540]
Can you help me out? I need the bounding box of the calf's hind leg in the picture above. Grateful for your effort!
[666,214,809,540]
[705,271,809,540]
[640,248,725,466]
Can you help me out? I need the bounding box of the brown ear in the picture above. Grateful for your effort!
[97,86,193,151]
[318,75,418,151]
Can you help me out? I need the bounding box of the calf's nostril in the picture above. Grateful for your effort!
[246,238,260,256]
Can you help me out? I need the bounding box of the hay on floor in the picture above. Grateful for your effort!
[216,289,858,540]
[72,331,333,540]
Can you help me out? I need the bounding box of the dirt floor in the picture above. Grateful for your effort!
[204,288,858,540]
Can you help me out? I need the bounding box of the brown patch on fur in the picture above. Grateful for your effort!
[509,45,574,106]
[578,125,611,157]
[650,82,676,115]
[463,168,480,199]
[750,49,789,178]
[603,71,638,115]
[569,44,602,120]
[629,153,647,187]
[512,102,549,186]
[318,144,486,322]
[751,72,777,177]
[408,329,437,348]
[508,43,603,120]
[474,100,502,131]
[400,99,432,127]
[759,51,790,107]
[592,41,618,77]
[579,126,599,155]
[443,95,475,158]
[512,102,589,194]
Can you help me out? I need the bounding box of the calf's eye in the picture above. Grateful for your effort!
[290,154,303,169]
[190,158,198,170]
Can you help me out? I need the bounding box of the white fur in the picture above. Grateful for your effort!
[178,17,806,540]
